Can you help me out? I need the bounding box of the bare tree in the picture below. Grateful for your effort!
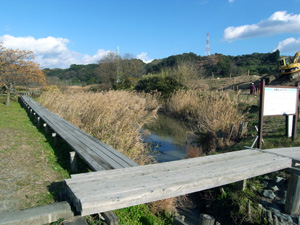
[95,52,146,90]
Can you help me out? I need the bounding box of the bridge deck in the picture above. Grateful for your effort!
[64,148,294,216]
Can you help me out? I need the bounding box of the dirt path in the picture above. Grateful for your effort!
[0,97,69,213]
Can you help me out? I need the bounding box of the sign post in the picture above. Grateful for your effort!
[257,80,299,148]
[257,80,265,149]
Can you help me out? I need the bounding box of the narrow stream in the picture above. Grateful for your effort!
[142,113,196,163]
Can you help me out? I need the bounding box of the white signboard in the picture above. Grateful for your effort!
[263,87,298,116]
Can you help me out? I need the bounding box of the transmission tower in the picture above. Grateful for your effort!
[116,46,120,83]
[205,32,210,56]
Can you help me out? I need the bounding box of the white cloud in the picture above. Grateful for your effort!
[137,52,153,63]
[273,37,300,53]
[82,49,113,64]
[224,11,300,41]
[0,35,116,68]
[0,35,152,68]
[0,35,69,54]
[228,0,234,3]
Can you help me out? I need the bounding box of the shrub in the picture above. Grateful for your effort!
[135,74,185,98]
[42,85,60,92]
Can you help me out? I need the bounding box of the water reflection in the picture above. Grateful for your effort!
[142,113,196,162]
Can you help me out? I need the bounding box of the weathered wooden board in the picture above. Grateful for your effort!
[64,149,293,216]
[263,147,300,163]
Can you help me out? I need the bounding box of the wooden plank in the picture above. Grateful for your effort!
[264,147,300,162]
[67,149,262,182]
[76,131,139,167]
[72,130,137,168]
[67,151,290,194]
[64,150,292,216]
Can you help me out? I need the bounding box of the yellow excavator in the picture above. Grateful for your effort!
[278,52,300,79]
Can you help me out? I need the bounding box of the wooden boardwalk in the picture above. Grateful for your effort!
[64,148,295,216]
[19,95,300,218]
[20,96,138,171]
[20,95,139,223]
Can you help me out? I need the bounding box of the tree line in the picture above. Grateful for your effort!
[44,50,280,88]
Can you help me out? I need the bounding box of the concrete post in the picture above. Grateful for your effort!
[37,117,42,129]
[236,180,247,191]
[44,123,50,135]
[285,167,300,215]
[102,211,119,225]
[199,214,215,225]
[33,113,37,124]
[70,152,78,173]
[29,108,33,118]
[52,133,60,147]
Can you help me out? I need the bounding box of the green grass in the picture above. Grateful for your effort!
[86,204,173,225]
[0,96,70,210]
[114,204,173,225]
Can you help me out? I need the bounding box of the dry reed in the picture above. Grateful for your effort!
[186,144,204,158]
[38,90,160,164]
[166,89,245,151]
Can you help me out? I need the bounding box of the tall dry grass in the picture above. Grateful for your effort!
[166,89,245,152]
[38,90,160,164]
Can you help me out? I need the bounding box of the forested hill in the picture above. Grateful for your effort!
[43,51,280,85]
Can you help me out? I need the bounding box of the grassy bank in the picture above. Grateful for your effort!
[0,96,69,212]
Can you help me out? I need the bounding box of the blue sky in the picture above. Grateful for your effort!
[0,0,300,68]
